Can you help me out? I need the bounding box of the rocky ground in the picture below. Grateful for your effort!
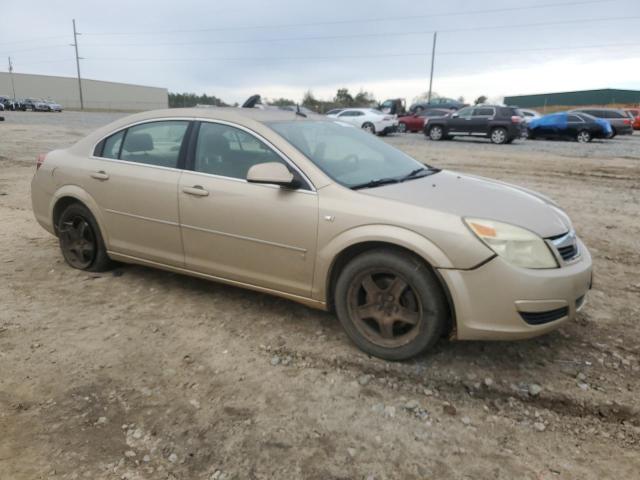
[1,111,639,480]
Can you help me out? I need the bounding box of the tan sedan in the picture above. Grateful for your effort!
[31,108,592,360]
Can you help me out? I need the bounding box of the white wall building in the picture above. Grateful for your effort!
[0,71,167,111]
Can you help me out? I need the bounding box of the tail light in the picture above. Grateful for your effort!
[36,153,47,170]
[383,115,393,121]
[511,116,522,124]
[623,118,631,125]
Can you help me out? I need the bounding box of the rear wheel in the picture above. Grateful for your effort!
[490,127,508,144]
[362,122,375,134]
[58,203,113,272]
[334,249,448,361]
[576,130,591,143]
[610,127,617,138]
[429,125,444,141]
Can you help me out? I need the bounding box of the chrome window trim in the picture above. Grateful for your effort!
[194,117,317,193]
[90,116,317,193]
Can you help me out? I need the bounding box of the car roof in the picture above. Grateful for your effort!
[571,107,623,112]
[128,106,328,123]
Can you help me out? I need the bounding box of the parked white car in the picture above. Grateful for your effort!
[327,108,398,135]
[520,109,541,123]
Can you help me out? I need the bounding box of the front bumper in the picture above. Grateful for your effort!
[439,238,592,340]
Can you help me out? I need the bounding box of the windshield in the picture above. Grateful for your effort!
[268,120,435,188]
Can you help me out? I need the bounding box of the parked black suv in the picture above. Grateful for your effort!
[424,105,525,144]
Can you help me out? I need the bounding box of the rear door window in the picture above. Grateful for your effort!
[474,107,494,117]
[101,130,125,159]
[120,121,189,168]
[567,114,583,122]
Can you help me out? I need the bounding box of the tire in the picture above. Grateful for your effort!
[397,122,407,134]
[428,125,444,141]
[57,203,113,272]
[490,127,508,144]
[576,130,591,143]
[334,249,448,361]
[362,122,375,134]
[610,127,617,138]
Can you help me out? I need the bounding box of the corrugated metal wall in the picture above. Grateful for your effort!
[0,72,168,111]
[504,89,640,108]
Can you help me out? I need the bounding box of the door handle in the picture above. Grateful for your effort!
[182,185,209,197]
[90,170,109,180]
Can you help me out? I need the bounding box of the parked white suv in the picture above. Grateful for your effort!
[327,108,398,135]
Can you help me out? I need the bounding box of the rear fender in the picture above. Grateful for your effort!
[49,185,110,247]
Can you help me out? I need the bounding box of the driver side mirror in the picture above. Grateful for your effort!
[247,162,297,188]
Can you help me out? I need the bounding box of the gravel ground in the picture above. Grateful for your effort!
[1,111,639,480]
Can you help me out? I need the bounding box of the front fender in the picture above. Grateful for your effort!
[311,224,454,303]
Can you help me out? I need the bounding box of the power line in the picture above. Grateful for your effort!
[75,42,640,63]
[81,0,619,36]
[75,15,640,49]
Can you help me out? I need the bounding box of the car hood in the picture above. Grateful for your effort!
[363,170,571,238]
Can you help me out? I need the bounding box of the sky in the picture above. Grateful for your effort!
[1,0,639,105]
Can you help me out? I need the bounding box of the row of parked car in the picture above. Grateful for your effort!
[0,96,63,112]
[326,103,638,144]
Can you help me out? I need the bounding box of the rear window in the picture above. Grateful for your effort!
[601,110,624,118]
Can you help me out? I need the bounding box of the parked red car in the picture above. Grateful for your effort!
[397,109,450,133]
[626,108,640,130]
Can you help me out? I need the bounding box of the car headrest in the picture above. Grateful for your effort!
[125,133,154,152]
[201,132,230,155]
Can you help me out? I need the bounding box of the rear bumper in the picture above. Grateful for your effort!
[439,239,592,340]
[616,125,634,135]
[373,120,398,135]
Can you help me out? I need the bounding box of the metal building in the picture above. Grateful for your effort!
[504,89,640,109]
[0,71,168,111]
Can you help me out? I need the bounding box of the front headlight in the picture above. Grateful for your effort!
[464,218,558,269]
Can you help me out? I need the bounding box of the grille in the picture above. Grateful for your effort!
[557,244,578,261]
[548,230,579,263]
[520,307,569,325]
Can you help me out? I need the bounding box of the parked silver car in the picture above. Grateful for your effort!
[570,108,633,136]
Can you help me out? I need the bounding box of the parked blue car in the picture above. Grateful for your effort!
[527,112,612,143]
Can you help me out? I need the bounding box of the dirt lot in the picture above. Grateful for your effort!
[1,111,639,480]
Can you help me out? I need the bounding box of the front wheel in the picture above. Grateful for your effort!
[58,203,113,272]
[576,130,591,143]
[428,125,444,141]
[334,249,448,361]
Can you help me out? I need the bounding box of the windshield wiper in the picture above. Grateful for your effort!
[399,166,439,182]
[350,177,400,190]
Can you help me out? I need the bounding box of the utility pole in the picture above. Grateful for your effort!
[71,19,84,110]
[427,32,437,103]
[8,57,16,99]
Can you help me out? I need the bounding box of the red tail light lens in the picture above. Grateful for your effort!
[511,115,522,124]
[36,153,47,170]
[623,119,631,125]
